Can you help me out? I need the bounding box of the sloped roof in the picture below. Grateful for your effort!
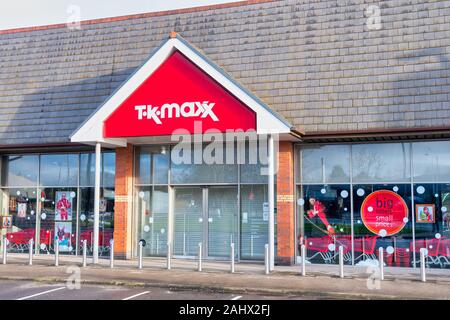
[0,0,450,146]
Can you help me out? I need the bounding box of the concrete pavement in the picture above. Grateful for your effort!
[0,253,449,299]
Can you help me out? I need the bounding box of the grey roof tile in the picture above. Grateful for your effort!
[1,0,450,145]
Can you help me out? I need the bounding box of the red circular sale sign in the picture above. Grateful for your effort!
[360,190,409,237]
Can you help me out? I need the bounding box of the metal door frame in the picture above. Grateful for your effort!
[172,185,239,260]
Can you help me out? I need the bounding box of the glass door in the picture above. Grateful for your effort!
[207,186,238,258]
[173,186,238,259]
[173,187,204,256]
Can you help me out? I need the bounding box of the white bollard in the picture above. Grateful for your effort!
[420,248,427,282]
[167,242,171,270]
[82,240,87,267]
[110,239,114,269]
[54,240,59,267]
[28,239,34,266]
[339,246,344,278]
[198,242,202,272]
[378,247,384,281]
[138,241,143,269]
[264,244,269,275]
[2,237,7,265]
[301,244,306,276]
[230,243,235,273]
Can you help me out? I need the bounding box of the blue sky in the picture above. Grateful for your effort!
[0,0,241,30]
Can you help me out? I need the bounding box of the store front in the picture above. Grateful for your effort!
[296,141,450,269]
[0,152,115,256]
[134,143,270,261]
[69,33,298,266]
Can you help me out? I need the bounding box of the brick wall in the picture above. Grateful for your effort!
[276,141,296,265]
[113,144,134,259]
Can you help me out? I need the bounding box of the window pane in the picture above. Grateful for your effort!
[135,146,168,185]
[352,143,411,183]
[297,185,352,265]
[80,152,116,187]
[171,144,237,184]
[240,185,268,260]
[136,186,168,257]
[1,155,39,187]
[301,145,350,184]
[353,184,413,267]
[413,183,450,269]
[153,152,169,184]
[0,188,38,253]
[40,154,78,187]
[413,141,450,182]
[80,153,95,186]
[136,149,151,185]
[40,188,78,255]
[102,153,116,188]
[240,141,268,184]
[78,187,115,256]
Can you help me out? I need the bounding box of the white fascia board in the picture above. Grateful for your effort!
[71,39,175,144]
[71,37,291,145]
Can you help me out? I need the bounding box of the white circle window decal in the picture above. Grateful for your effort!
[416,186,425,194]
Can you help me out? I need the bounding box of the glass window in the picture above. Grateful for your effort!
[301,145,350,184]
[297,184,352,265]
[80,153,95,187]
[0,188,38,253]
[40,188,78,254]
[102,153,116,188]
[135,146,169,185]
[78,187,115,256]
[136,186,168,257]
[240,185,269,260]
[40,154,78,187]
[240,141,268,184]
[352,184,413,267]
[413,183,450,268]
[80,152,116,187]
[413,141,450,182]
[1,155,39,187]
[171,144,238,184]
[352,143,411,183]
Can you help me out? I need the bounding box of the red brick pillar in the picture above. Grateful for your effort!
[113,144,134,259]
[276,141,296,265]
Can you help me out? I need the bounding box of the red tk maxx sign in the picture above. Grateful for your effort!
[103,51,257,138]
[360,190,409,237]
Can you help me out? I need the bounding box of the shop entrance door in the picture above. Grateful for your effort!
[173,186,238,258]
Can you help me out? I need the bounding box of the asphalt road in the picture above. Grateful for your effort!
[0,280,319,300]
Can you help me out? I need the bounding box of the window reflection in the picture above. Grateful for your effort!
[301,145,350,184]
[352,143,410,183]
[413,141,450,182]
[40,154,78,187]
[1,155,39,187]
